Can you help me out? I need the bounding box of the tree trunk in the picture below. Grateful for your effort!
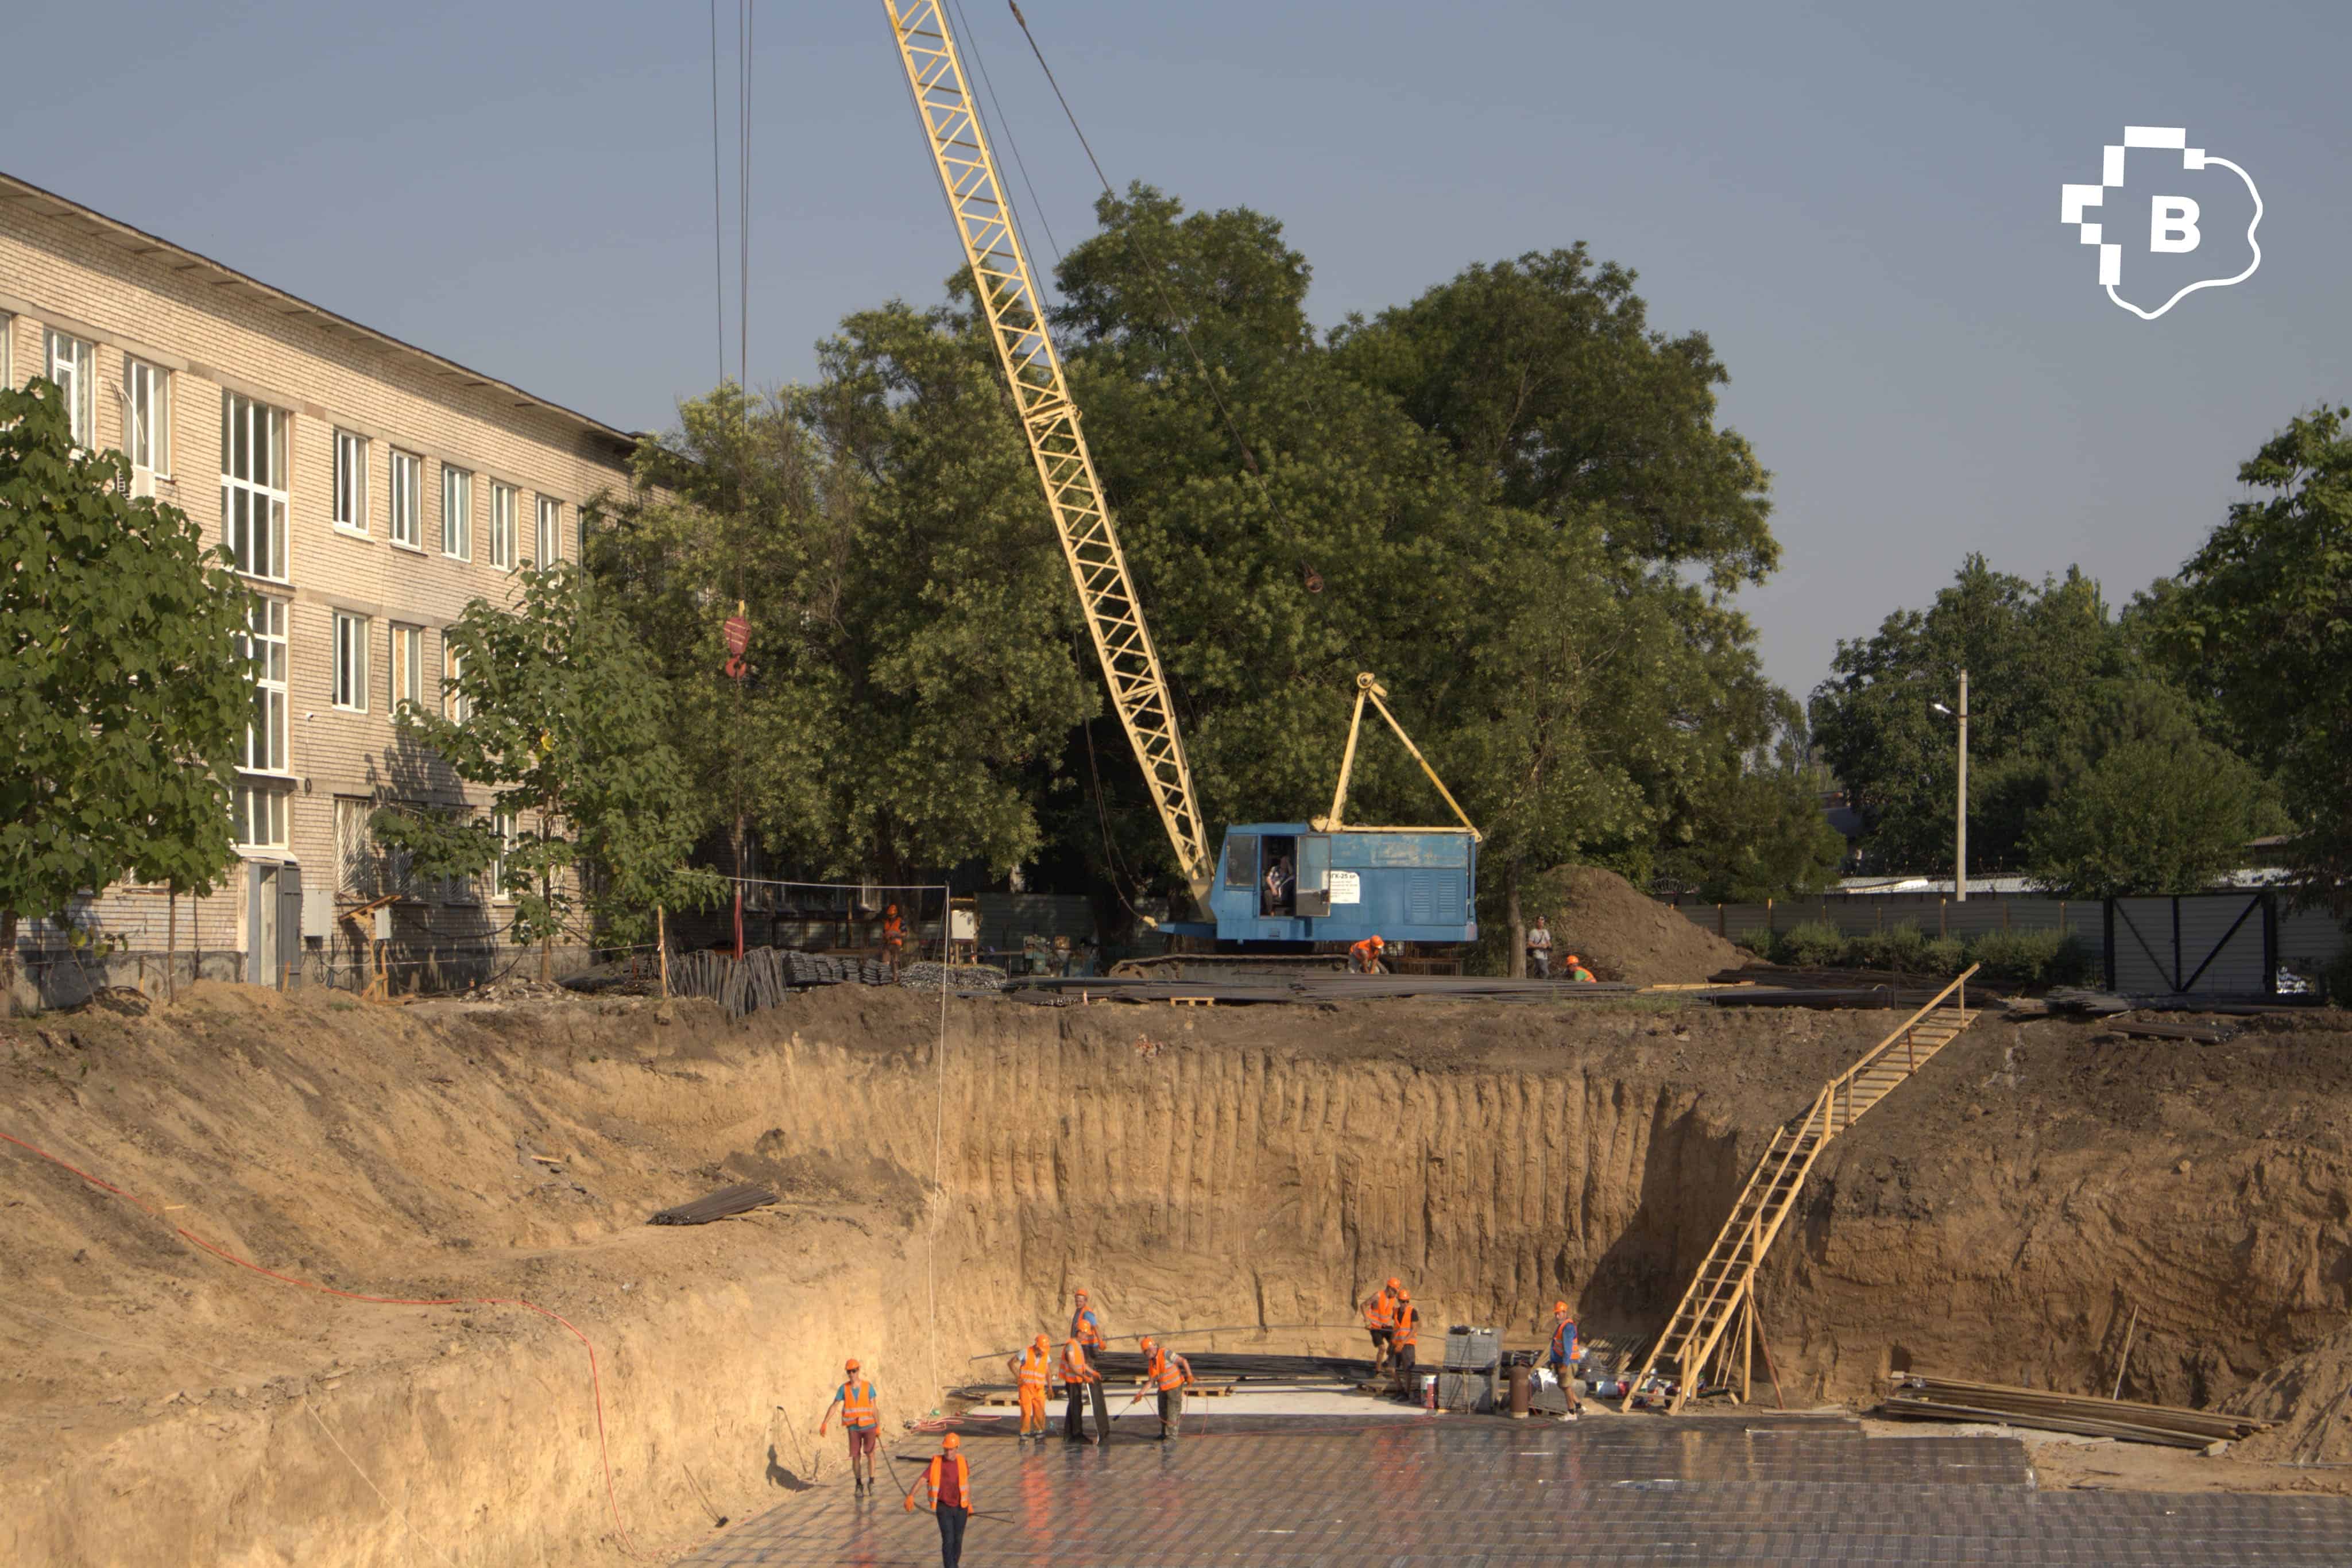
[1506,860,1526,979]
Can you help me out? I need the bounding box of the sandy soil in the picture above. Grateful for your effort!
[1540,866,1759,984]
[6,982,2352,1563]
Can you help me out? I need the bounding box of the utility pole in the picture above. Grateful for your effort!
[1954,668,1969,903]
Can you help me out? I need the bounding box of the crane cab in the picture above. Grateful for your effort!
[1171,824,1478,946]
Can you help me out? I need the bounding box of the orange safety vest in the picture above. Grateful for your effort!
[1070,1307,1104,1349]
[922,1452,971,1508]
[1059,1340,1094,1383]
[1351,938,1381,965]
[883,913,904,946]
[840,1379,877,1428]
[1018,1346,1051,1391]
[1394,1302,1418,1349]
[1146,1346,1188,1392]
[1364,1290,1398,1331]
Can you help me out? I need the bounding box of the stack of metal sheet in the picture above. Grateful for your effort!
[1881,1373,2273,1449]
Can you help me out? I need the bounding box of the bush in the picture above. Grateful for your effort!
[1921,935,1966,974]
[1778,920,1844,967]
[1966,927,2094,985]
[1731,930,1771,959]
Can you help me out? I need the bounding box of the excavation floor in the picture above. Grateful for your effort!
[683,1416,2352,1566]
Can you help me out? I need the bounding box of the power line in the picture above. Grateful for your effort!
[709,0,726,386]
[740,0,753,394]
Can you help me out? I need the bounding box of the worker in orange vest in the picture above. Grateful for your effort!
[1007,1333,1053,1439]
[1349,934,1387,974]
[1391,1290,1422,1403]
[903,1431,974,1568]
[1123,1334,1195,1441]
[1562,953,1596,984]
[1058,1334,1101,1445]
[882,903,906,977]
[1068,1289,1111,1438]
[1549,1300,1585,1415]
[817,1357,884,1495]
[1362,1276,1402,1372]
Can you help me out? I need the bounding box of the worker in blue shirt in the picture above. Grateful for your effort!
[1548,1302,1584,1415]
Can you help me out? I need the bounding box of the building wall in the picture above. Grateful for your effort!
[0,183,639,993]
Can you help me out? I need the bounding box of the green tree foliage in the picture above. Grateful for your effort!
[374,564,721,966]
[0,377,250,985]
[2154,407,2352,910]
[1810,554,2276,892]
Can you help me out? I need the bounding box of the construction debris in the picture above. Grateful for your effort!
[2103,1017,2239,1044]
[1881,1373,2274,1449]
[648,1182,777,1226]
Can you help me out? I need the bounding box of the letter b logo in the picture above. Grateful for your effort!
[2150,197,2202,254]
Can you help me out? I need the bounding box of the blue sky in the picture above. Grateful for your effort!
[5,0,2347,702]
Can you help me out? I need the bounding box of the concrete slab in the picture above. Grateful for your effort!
[681,1419,2352,1566]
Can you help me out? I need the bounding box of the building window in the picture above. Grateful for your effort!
[535,496,562,567]
[389,449,422,548]
[334,431,369,533]
[441,465,472,560]
[221,392,289,580]
[444,646,471,723]
[489,481,517,570]
[234,783,289,849]
[124,358,171,475]
[237,597,290,773]
[489,812,517,901]
[390,622,423,711]
[332,610,370,711]
[45,330,95,446]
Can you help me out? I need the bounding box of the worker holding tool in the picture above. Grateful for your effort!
[1391,1290,1422,1403]
[904,1431,974,1568]
[1363,1277,1402,1372]
[1526,915,1554,978]
[1125,1335,1195,1441]
[1069,1289,1112,1438]
[1349,934,1387,974]
[1008,1333,1053,1439]
[1059,1333,1101,1443]
[1562,953,1596,984]
[882,904,906,977]
[818,1358,884,1495]
[1548,1301,1585,1415]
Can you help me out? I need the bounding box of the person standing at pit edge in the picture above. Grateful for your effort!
[904,1431,974,1568]
[1548,1301,1585,1416]
[1130,1335,1195,1441]
[1008,1333,1053,1439]
[1069,1289,1112,1438]
[1391,1289,1422,1403]
[882,903,906,978]
[818,1358,884,1494]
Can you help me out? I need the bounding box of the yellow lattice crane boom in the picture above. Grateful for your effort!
[884,0,1213,907]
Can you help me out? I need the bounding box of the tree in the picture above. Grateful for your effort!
[2154,408,2352,990]
[375,563,722,975]
[2022,735,2272,899]
[0,377,250,1002]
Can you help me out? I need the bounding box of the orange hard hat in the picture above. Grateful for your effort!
[1139,1335,1156,1349]
[1033,1333,1048,1348]
[1372,934,1386,948]
[1074,1288,1089,1298]
[942,1433,961,1450]
[845,1358,860,1372]
[1554,1301,1569,1313]
[1386,1276,1400,1290]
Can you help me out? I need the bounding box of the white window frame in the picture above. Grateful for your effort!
[390,622,423,713]
[333,430,370,535]
[221,392,290,582]
[441,464,472,560]
[489,481,518,570]
[45,330,95,447]
[445,644,471,724]
[489,811,517,903]
[234,783,289,850]
[534,495,562,567]
[123,357,171,477]
[237,596,291,775]
[389,448,423,549]
[332,610,371,713]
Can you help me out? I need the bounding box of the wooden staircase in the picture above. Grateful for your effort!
[1621,966,1981,1414]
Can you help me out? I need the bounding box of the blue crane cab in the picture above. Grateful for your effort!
[1159,824,1479,947]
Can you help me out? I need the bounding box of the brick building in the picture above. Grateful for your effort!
[1,170,643,1000]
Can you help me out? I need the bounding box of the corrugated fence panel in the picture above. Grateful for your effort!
[1668,893,2105,947]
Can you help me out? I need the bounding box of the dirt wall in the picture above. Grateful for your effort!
[5,988,2351,1564]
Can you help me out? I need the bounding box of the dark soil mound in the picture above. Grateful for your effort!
[1542,865,1760,985]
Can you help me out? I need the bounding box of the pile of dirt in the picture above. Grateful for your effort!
[1542,865,1760,984]
[2229,1326,2352,1464]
